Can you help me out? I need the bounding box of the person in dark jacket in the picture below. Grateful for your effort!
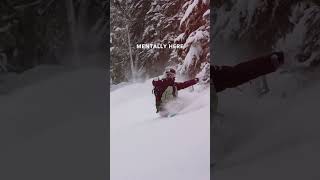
[211,51,284,113]
[212,52,284,92]
[152,68,199,117]
[211,51,285,168]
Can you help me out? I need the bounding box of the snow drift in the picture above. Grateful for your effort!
[110,80,210,180]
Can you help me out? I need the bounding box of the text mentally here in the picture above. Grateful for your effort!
[136,44,184,49]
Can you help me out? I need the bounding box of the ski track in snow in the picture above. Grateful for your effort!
[111,79,210,180]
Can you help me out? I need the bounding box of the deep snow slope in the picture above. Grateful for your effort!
[110,80,210,180]
[213,74,320,179]
[0,67,108,180]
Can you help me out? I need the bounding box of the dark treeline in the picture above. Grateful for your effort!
[0,0,108,73]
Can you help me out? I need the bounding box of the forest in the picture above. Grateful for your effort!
[0,0,108,74]
[110,0,210,84]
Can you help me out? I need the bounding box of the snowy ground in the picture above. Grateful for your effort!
[4,63,320,179]
[110,79,210,180]
[0,66,108,180]
[213,71,320,179]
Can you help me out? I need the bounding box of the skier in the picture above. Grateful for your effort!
[152,68,199,117]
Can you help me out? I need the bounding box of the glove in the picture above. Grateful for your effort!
[195,78,199,82]
[270,51,284,69]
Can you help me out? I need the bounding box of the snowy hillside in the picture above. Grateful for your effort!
[110,80,210,180]
[0,67,108,180]
[213,71,320,179]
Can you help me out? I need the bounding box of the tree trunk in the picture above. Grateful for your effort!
[126,24,135,81]
[65,0,78,62]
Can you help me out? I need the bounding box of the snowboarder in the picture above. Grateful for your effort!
[152,68,199,117]
[211,51,284,114]
[211,51,285,168]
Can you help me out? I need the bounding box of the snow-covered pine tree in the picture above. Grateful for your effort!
[139,0,211,80]
[111,0,134,83]
[177,0,210,79]
[111,0,154,83]
[110,1,124,83]
[141,0,189,74]
[110,0,210,83]
[213,0,320,69]
[213,0,320,97]
[0,0,107,72]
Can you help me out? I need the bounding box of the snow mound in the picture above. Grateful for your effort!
[111,79,210,180]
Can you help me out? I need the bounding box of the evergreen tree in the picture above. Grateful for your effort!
[110,0,211,83]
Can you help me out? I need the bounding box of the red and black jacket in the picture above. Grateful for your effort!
[212,52,284,92]
[152,78,198,107]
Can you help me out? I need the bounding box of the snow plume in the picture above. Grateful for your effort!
[111,79,210,180]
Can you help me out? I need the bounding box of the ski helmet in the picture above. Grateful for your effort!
[164,68,176,79]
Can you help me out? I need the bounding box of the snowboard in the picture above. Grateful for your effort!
[155,112,177,120]
[167,113,177,118]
